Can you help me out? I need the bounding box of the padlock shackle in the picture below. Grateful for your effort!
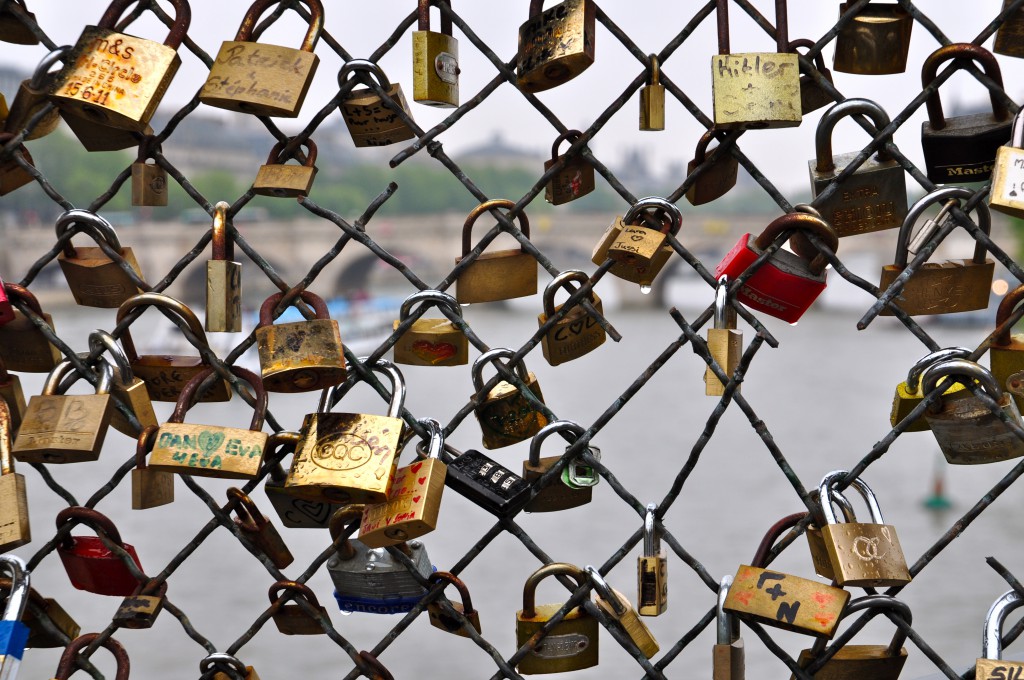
[995,285,1024,347]
[234,0,324,52]
[89,330,136,384]
[30,44,69,89]
[642,502,660,556]
[717,574,740,645]
[170,366,266,430]
[750,512,807,568]
[116,292,210,364]
[55,633,130,680]
[922,43,1008,129]
[584,565,626,616]
[2,283,43,317]
[0,401,12,478]
[328,505,365,561]
[840,595,913,657]
[55,209,123,259]
[97,0,190,50]
[713,275,735,330]
[199,652,248,677]
[259,290,330,327]
[753,212,838,276]
[418,0,453,35]
[135,424,159,471]
[814,98,893,172]
[623,196,682,237]
[922,359,1003,411]
[692,127,723,165]
[550,129,583,161]
[521,562,588,618]
[542,269,595,317]
[716,0,789,54]
[358,651,395,680]
[268,579,322,608]
[427,570,475,614]
[55,506,128,552]
[43,357,113,396]
[337,59,393,92]
[527,419,585,466]
[906,347,973,391]
[398,289,462,322]
[0,555,29,623]
[894,187,990,268]
[788,38,827,71]
[471,347,531,392]
[1011,108,1024,149]
[326,357,406,418]
[136,134,161,163]
[818,470,885,527]
[210,201,233,263]
[228,487,270,534]
[461,199,531,257]
[266,137,318,168]
[646,54,660,86]
[983,589,1024,660]
[414,417,445,461]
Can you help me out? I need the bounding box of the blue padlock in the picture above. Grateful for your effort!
[0,555,30,679]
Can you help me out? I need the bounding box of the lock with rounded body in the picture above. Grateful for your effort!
[639,54,665,131]
[56,507,143,597]
[252,137,318,198]
[392,290,467,367]
[0,284,61,373]
[515,563,599,674]
[544,130,595,205]
[51,633,130,680]
[714,575,743,680]
[473,348,548,449]
[269,581,329,635]
[538,270,606,366]
[131,425,174,510]
[517,0,595,93]
[0,401,29,552]
[977,590,1024,677]
[426,571,482,637]
[522,419,594,512]
[131,136,167,207]
[833,2,912,75]
[55,209,144,308]
[338,60,416,147]
[205,202,241,333]
[586,565,659,658]
[200,652,261,680]
[637,503,667,617]
[991,284,1024,409]
[705,275,742,397]
[989,109,1024,220]
[685,127,738,206]
[256,290,346,391]
[456,199,537,303]
[593,196,681,286]
[890,347,971,432]
[790,38,834,114]
[412,0,459,107]
[4,46,66,140]
[229,487,293,570]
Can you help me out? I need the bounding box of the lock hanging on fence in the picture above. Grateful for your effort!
[456,199,538,304]
[252,137,318,198]
[256,289,347,391]
[516,0,595,93]
[3,45,66,140]
[55,209,144,308]
[412,0,459,108]
[991,284,1024,410]
[472,348,548,449]
[593,196,682,287]
[0,403,29,552]
[705,275,742,397]
[337,60,417,147]
[131,136,168,207]
[205,202,241,334]
[789,38,834,115]
[713,574,743,680]
[890,347,971,433]
[544,130,595,205]
[0,0,39,45]
[522,419,596,512]
[55,507,143,597]
[637,503,667,617]
[685,128,738,207]
[392,290,467,367]
[0,284,61,373]
[976,589,1024,677]
[515,562,599,674]
[833,1,912,75]
[988,109,1024,220]
[538,269,607,366]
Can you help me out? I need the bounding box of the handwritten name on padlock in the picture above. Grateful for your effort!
[360,461,429,533]
[155,427,262,472]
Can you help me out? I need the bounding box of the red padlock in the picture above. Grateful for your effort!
[713,211,838,323]
[56,506,143,596]
[0,276,12,325]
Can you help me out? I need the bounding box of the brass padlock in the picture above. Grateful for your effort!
[3,46,65,140]
[806,486,862,580]
[724,563,848,638]
[992,285,1024,409]
[229,487,294,569]
[713,575,743,680]
[49,0,190,132]
[0,132,35,196]
[338,59,417,147]
[711,0,801,129]
[473,348,548,449]
[0,400,29,552]
[412,0,459,108]
[995,0,1024,58]
[284,359,406,504]
[456,199,537,303]
[685,127,738,206]
[130,136,168,207]
[392,290,467,367]
[789,38,834,115]
[269,580,329,635]
[256,289,347,391]
[88,330,157,437]
[14,358,113,464]
[55,209,144,308]
[200,653,261,680]
[131,425,174,510]
[598,196,681,286]
[833,1,912,74]
[516,0,595,93]
[200,0,323,117]
[60,113,153,152]
[264,431,337,529]
[205,202,242,333]
[705,275,742,397]
[52,634,130,680]
[920,43,1011,183]
[117,292,232,402]
[544,130,595,205]
[586,565,658,658]
[639,54,665,131]
[989,109,1024,220]
[808,98,908,237]
[515,562,599,674]
[890,346,971,433]
[0,284,61,373]
[923,359,1024,464]
[427,571,482,637]
[0,577,79,648]
[0,0,39,44]
[252,137,318,198]
[977,590,1024,677]
[150,366,268,480]
[538,269,606,366]
[0,357,26,434]
[113,579,167,629]
[522,419,593,512]
[879,187,994,316]
[637,503,667,617]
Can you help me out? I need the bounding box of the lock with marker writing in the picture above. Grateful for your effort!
[637,503,667,617]
[516,0,595,93]
[338,60,416,148]
[544,130,595,205]
[989,109,1024,220]
[604,196,682,286]
[264,431,336,529]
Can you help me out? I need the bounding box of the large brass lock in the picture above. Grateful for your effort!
[705,275,742,397]
[517,0,595,93]
[50,0,190,132]
[473,348,548,449]
[544,129,595,205]
[130,136,168,207]
[995,0,1024,58]
[515,563,599,674]
[252,137,318,198]
[205,202,242,333]
[833,1,913,75]
[991,284,1024,409]
[0,401,30,552]
[595,196,681,287]
[0,0,39,45]
[808,98,908,237]
[338,60,417,147]
[714,575,743,680]
[685,127,738,207]
[639,54,665,131]
[132,425,174,510]
[52,634,130,680]
[637,503,667,617]
[55,209,144,308]
[586,565,659,658]
[456,199,537,303]
[412,0,459,108]
[711,0,800,129]
[989,109,1024,220]
[3,46,65,140]
[200,0,323,117]
[878,187,994,316]
[426,571,482,637]
[200,653,261,680]
[0,132,35,196]
[0,284,61,373]
[392,290,467,367]
[890,346,971,433]
[977,590,1024,678]
[256,289,347,392]
[522,419,594,512]
[538,269,606,366]
[789,38,834,115]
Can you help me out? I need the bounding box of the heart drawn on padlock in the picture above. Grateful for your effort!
[198,430,225,454]
[293,499,331,524]
[410,462,423,474]
[413,496,421,504]
[418,476,426,485]
[411,340,457,364]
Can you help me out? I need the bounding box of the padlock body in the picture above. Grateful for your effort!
[200,41,319,117]
[995,0,1024,57]
[595,588,659,658]
[544,155,595,205]
[474,374,548,449]
[808,151,908,237]
[878,260,994,316]
[110,375,158,436]
[205,259,241,333]
[392,318,468,367]
[686,150,738,206]
[444,449,532,517]
[0,6,38,44]
[211,667,260,680]
[989,145,1024,220]
[805,523,835,580]
[0,310,60,372]
[57,536,143,596]
[976,658,1024,678]
[833,3,913,74]
[792,645,907,680]
[113,593,164,629]
[522,456,592,512]
[252,163,317,198]
[25,597,80,648]
[723,565,849,638]
[57,246,143,308]
[130,356,232,403]
[359,458,446,547]
[921,113,1012,183]
[713,640,745,680]
[0,374,26,433]
[257,318,347,392]
[0,472,30,551]
[412,31,459,107]
[264,477,336,528]
[327,538,431,611]
[428,601,481,637]
[712,52,801,130]
[0,153,33,196]
[538,295,606,366]
[455,250,537,304]
[60,112,152,152]
[273,603,328,635]
[516,0,595,93]
[608,224,668,273]
[13,393,111,464]
[236,514,293,569]
[149,423,267,479]
[800,67,834,115]
[705,328,742,396]
[594,217,674,286]
[637,553,667,616]
[515,603,599,673]
[131,161,168,206]
[992,339,1024,410]
[131,466,174,510]
[5,79,62,140]
[639,83,665,131]
[820,521,911,587]
[926,392,1024,464]
[890,378,968,432]
[340,84,416,147]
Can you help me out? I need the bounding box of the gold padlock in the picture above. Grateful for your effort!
[455,199,537,304]
[49,0,190,132]
[0,400,30,551]
[200,0,323,117]
[255,289,347,392]
[205,202,242,333]
[603,196,682,286]
[685,127,738,206]
[55,209,144,308]
[517,0,596,93]
[252,137,318,198]
[200,653,262,680]
[412,0,459,108]
[392,290,468,367]
[833,1,913,75]
[705,275,742,397]
[890,346,970,433]
[131,136,168,207]
[60,114,153,152]
[639,54,665,131]
[113,579,167,630]
[538,269,606,366]
[473,348,548,450]
[0,284,61,373]
[337,60,417,147]
[132,425,174,510]
[522,419,593,512]
[3,46,66,140]
[725,563,848,638]
[586,565,659,658]
[427,571,482,637]
[87,330,157,436]
[269,580,329,635]
[0,0,39,44]
[637,503,667,617]
[544,130,595,205]
[0,356,26,434]
[515,562,599,674]
[0,132,35,196]
[228,487,293,569]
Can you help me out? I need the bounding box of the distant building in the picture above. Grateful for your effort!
[456,132,540,170]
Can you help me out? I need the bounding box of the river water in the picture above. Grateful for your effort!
[10,299,1024,679]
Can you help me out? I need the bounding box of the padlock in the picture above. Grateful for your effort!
[516,0,595,93]
[392,290,467,367]
[55,209,144,308]
[808,98,908,237]
[814,470,911,587]
[890,346,971,433]
[113,579,166,629]
[806,486,860,580]
[14,358,113,464]
[923,359,1024,465]
[711,0,801,129]
[705,275,742,397]
[878,186,994,316]
[0,401,29,552]
[55,507,143,597]
[0,577,79,649]
[412,0,459,107]
[0,555,28,680]
[792,595,910,679]
[3,46,66,140]
[205,202,242,333]
[426,571,482,637]
[88,330,157,436]
[131,425,174,510]
[52,633,130,680]
[538,269,606,366]
[256,289,347,390]
[995,0,1024,58]
[130,136,167,206]
[637,503,667,617]
[200,0,323,117]
[639,54,665,131]
[833,2,912,75]
[990,109,1024,220]
[606,196,682,286]
[0,284,60,373]
[360,418,447,548]
[117,292,232,402]
[472,348,548,449]
[977,589,1024,678]
[0,358,25,435]
[252,137,318,198]
[50,0,189,132]
[200,652,261,680]
[337,59,417,147]
[150,366,268,479]
[456,199,537,303]
[0,0,38,44]
[992,285,1024,409]
[685,128,738,206]
[544,130,595,205]
[789,38,834,115]
[228,487,294,569]
[268,581,329,635]
[920,43,1011,183]
[0,132,35,196]
[285,359,406,504]
[263,431,336,529]
[515,562,599,674]
[713,575,743,680]
[586,565,658,658]
[442,445,532,518]
[713,209,839,323]
[522,419,593,512]
[60,113,153,152]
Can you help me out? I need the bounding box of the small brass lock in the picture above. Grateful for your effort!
[0,401,29,552]
[392,290,468,367]
[205,202,242,333]
[713,575,744,680]
[587,566,659,658]
[517,0,595,93]
[538,269,606,366]
[229,487,294,569]
[338,59,417,148]
[834,1,913,75]
[789,38,834,115]
[685,127,738,207]
[544,129,595,205]
[252,137,318,198]
[456,199,537,304]
[705,275,741,397]
[131,136,168,207]
[269,580,329,635]
[522,419,594,512]
[88,330,158,437]
[0,284,61,373]
[113,579,167,630]
[989,109,1024,220]
[639,54,665,131]
[55,209,144,308]
[426,571,482,637]
[256,289,347,392]
[995,0,1024,57]
[0,355,26,434]
[131,425,174,510]
[412,0,459,108]
[597,196,682,286]
[472,348,548,449]
[3,46,65,140]
[890,346,971,433]
[637,503,667,617]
